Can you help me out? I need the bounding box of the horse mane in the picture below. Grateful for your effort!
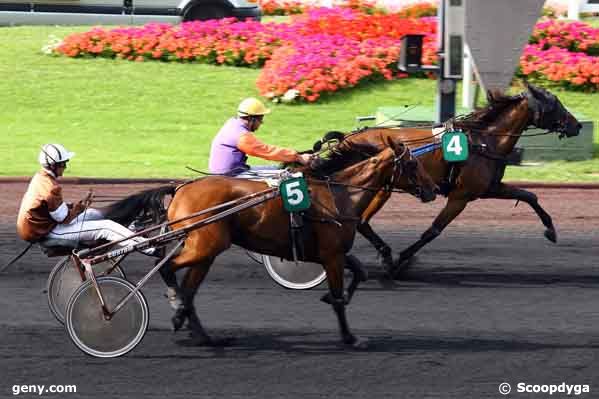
[454,90,524,132]
[308,140,381,176]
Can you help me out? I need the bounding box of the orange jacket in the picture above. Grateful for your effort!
[237,133,299,163]
[16,170,84,242]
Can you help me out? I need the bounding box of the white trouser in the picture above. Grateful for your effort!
[47,207,147,249]
[234,165,285,180]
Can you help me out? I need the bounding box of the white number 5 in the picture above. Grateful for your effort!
[285,181,304,205]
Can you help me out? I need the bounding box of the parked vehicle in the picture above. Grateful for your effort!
[0,0,260,26]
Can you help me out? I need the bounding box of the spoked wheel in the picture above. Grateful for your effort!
[65,276,148,358]
[47,256,126,325]
[262,255,326,290]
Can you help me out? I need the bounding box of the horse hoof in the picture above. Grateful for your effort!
[544,228,557,243]
[321,293,350,305]
[171,308,187,332]
[380,255,394,270]
[342,334,368,349]
[391,255,419,279]
[320,293,332,304]
[172,316,185,332]
[351,337,369,350]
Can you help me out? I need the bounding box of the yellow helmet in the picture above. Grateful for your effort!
[237,97,271,117]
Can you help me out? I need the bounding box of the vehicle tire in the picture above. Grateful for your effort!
[47,256,126,325]
[184,4,228,21]
[65,276,149,358]
[262,255,327,290]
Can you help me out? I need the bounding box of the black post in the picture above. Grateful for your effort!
[436,0,456,123]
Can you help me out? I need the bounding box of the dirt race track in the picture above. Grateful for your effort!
[0,182,597,398]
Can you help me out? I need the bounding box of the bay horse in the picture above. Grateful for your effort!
[313,83,582,277]
[106,139,437,347]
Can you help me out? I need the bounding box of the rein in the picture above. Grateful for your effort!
[302,148,411,225]
[307,177,407,194]
[319,92,559,153]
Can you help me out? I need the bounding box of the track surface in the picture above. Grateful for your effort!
[0,182,597,398]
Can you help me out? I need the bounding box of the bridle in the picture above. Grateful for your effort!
[303,146,422,225]
[525,90,571,139]
[386,144,418,195]
[309,144,420,195]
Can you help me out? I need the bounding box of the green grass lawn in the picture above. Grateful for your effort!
[1,25,598,182]
[583,17,599,28]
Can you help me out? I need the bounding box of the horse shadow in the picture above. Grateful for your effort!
[130,328,599,360]
[362,264,599,290]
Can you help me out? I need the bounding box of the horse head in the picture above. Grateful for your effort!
[525,83,581,139]
[386,136,438,203]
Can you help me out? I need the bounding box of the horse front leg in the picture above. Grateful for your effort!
[321,254,365,348]
[344,254,368,305]
[482,183,557,243]
[392,197,469,278]
[357,222,393,269]
[358,189,393,268]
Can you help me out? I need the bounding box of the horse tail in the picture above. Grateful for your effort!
[103,185,176,226]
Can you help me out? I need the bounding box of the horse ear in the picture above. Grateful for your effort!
[312,140,323,152]
[487,89,503,104]
[527,83,544,100]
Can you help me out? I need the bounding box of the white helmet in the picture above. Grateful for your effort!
[38,144,75,167]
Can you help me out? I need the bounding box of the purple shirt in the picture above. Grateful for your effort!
[209,117,250,174]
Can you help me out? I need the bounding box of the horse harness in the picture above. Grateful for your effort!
[286,146,413,263]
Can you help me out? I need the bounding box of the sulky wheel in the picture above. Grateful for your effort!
[47,256,126,325]
[65,276,148,358]
[262,255,326,290]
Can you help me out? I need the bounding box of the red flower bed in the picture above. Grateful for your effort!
[52,3,599,100]
[531,19,599,56]
[54,7,437,102]
[256,0,386,16]
[520,19,599,91]
[257,35,402,101]
[520,44,599,90]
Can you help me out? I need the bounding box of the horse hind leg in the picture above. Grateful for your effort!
[176,262,215,344]
[483,183,557,243]
[168,228,227,335]
[158,260,183,311]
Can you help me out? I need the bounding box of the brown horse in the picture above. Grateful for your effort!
[166,139,439,347]
[107,139,437,348]
[314,84,582,277]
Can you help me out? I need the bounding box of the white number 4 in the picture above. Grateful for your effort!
[447,135,463,155]
[285,181,304,205]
